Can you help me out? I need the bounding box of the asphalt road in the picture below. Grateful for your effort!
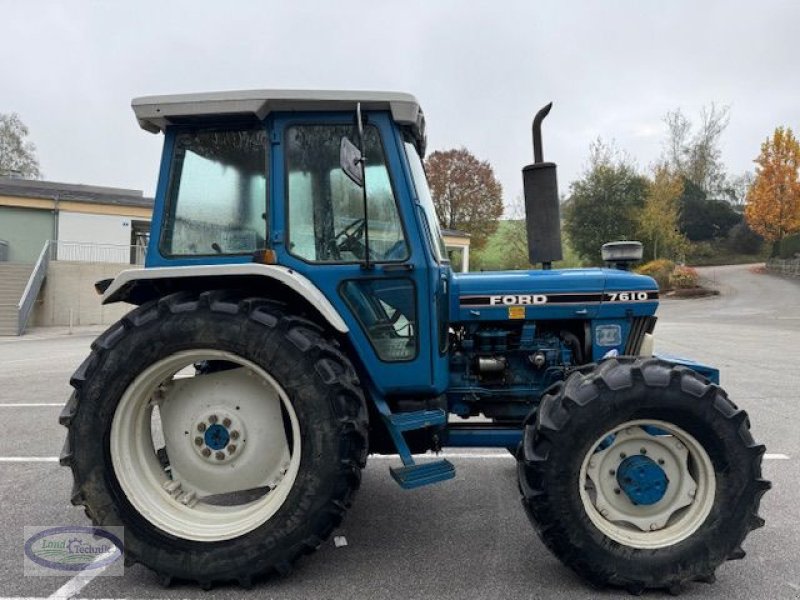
[0,263,797,599]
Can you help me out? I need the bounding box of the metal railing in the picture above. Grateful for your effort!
[9,240,147,335]
[16,240,51,335]
[50,240,147,265]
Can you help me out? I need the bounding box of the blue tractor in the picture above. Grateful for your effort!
[60,90,768,593]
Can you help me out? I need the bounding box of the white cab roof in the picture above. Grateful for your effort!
[131,89,424,135]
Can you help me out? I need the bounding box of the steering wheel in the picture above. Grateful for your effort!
[333,218,366,255]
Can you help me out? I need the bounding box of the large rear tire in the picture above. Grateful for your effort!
[518,358,770,594]
[59,291,368,587]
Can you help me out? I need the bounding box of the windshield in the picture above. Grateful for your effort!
[404,142,447,262]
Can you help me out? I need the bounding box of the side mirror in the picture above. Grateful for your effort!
[340,137,364,187]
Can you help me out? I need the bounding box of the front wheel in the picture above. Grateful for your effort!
[59,291,368,587]
[518,358,770,594]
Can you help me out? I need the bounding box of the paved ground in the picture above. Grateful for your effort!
[0,263,797,599]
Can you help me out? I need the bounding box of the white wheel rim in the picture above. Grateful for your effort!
[110,350,301,542]
[578,419,715,549]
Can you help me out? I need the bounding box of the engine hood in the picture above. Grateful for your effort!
[451,268,658,322]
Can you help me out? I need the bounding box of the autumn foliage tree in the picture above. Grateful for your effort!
[745,127,800,242]
[637,165,688,261]
[425,148,503,249]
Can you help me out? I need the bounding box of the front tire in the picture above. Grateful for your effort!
[518,358,770,594]
[59,291,368,587]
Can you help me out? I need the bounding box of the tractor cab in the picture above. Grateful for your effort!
[129,91,451,394]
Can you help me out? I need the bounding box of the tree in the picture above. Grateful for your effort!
[425,148,503,249]
[722,172,753,209]
[494,195,533,269]
[745,127,800,242]
[678,178,741,241]
[663,104,729,199]
[637,165,687,261]
[0,113,41,179]
[563,139,649,264]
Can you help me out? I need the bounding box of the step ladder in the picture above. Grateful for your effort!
[375,401,455,489]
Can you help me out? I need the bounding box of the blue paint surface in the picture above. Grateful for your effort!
[204,424,230,450]
[617,455,669,506]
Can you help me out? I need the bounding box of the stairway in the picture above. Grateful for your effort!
[0,263,34,335]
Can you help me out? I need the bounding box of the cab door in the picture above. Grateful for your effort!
[270,112,439,396]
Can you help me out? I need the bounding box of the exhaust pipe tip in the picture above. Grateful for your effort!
[532,102,554,163]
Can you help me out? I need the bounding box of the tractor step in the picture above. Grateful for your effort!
[386,409,447,432]
[389,459,455,489]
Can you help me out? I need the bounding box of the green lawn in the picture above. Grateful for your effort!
[468,220,585,272]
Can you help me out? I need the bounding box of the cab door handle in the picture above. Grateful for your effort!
[381,264,414,272]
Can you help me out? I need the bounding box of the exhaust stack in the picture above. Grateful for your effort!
[523,102,563,269]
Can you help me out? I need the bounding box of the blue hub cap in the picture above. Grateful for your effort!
[616,455,669,506]
[204,423,230,451]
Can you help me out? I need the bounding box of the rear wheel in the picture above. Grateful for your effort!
[518,358,770,594]
[59,291,368,587]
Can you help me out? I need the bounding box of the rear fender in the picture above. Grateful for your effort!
[98,264,348,333]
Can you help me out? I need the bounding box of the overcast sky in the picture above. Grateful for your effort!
[2,1,798,209]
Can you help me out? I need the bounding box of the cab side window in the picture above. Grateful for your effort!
[286,124,408,263]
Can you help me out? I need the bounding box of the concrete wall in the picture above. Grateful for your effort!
[57,212,136,262]
[0,206,53,263]
[31,262,139,327]
[766,257,800,278]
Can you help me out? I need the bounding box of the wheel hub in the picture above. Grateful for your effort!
[616,455,669,506]
[583,424,699,533]
[191,410,245,463]
[158,367,291,497]
[204,424,230,450]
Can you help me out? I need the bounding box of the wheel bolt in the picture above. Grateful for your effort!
[640,447,647,455]
[194,437,203,446]
[201,448,211,457]
[620,452,626,459]
[208,415,218,424]
[649,523,659,531]
[614,488,621,495]
[228,444,237,454]
[609,469,616,476]
[658,458,665,465]
[215,451,225,460]
[230,430,240,440]
[222,417,232,428]
[197,423,206,432]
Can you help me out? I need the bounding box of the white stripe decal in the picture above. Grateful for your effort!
[0,403,65,408]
